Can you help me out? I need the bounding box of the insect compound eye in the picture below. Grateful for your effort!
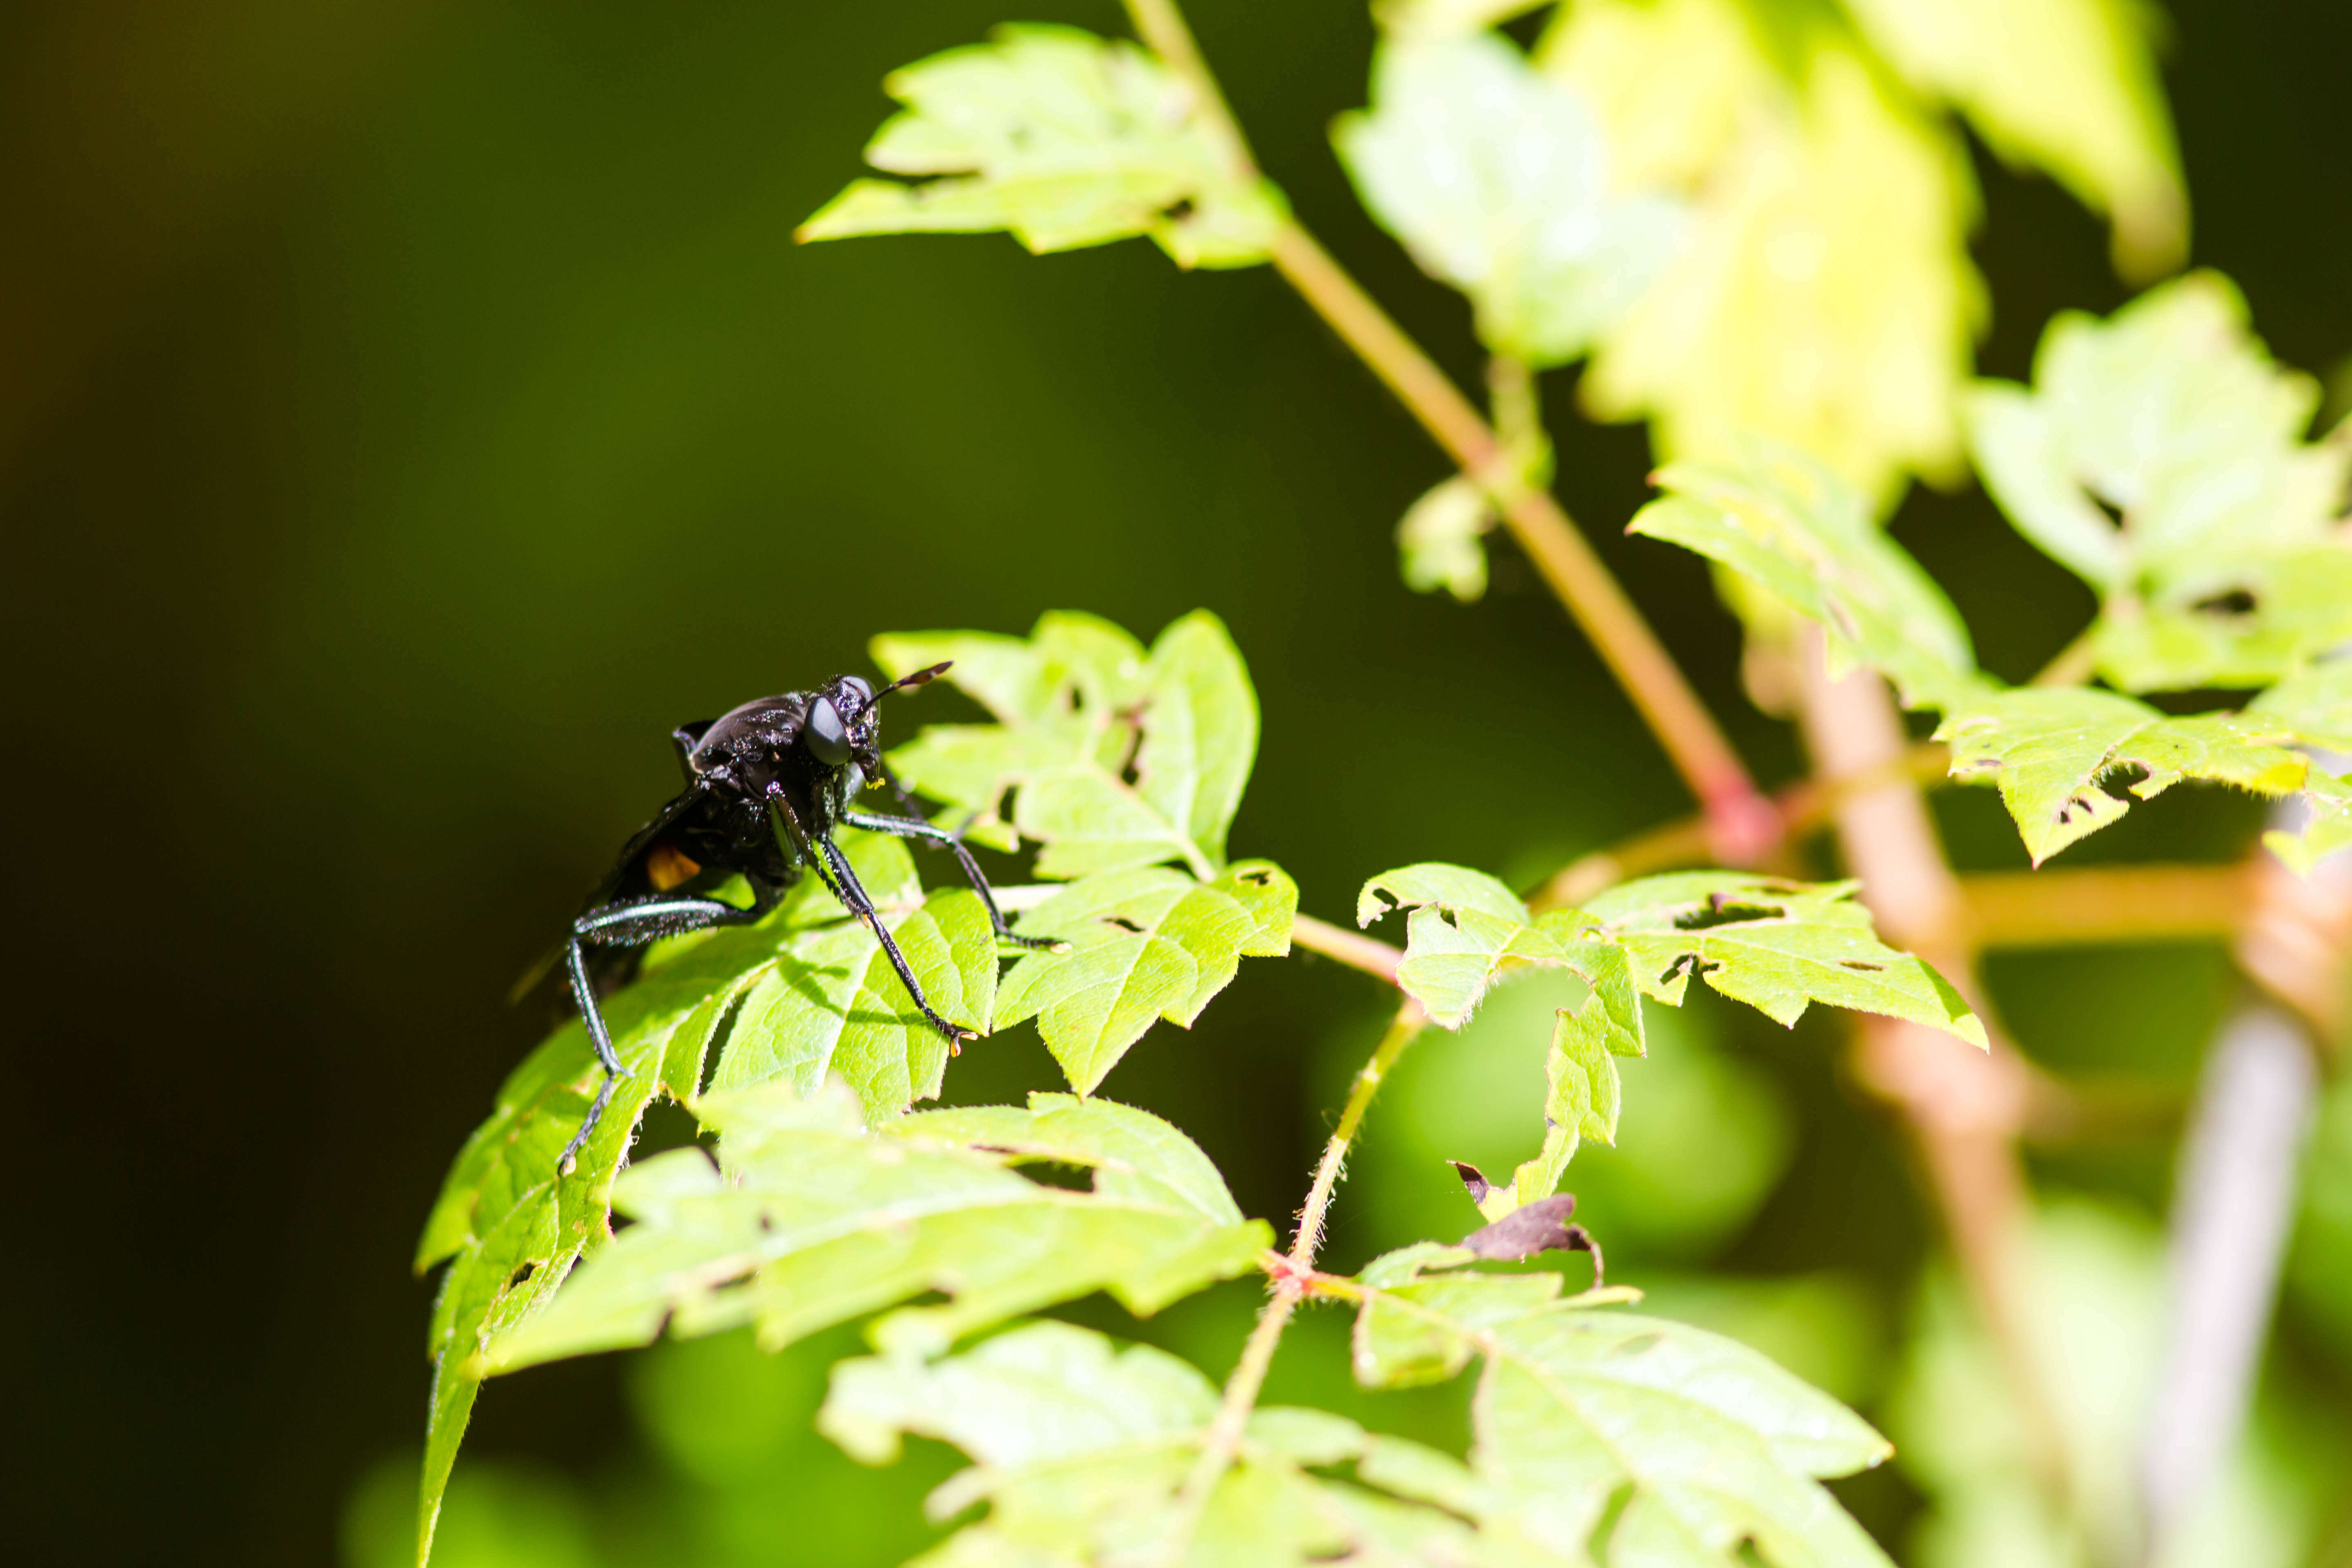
[804,695,852,768]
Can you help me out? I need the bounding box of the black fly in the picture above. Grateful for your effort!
[530,662,1056,1172]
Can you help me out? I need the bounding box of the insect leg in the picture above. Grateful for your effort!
[815,834,979,1047]
[557,892,763,1173]
[842,807,1064,951]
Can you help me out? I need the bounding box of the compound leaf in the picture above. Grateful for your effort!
[483,1083,1271,1374]
[1934,687,2310,865]
[1582,871,1987,1046]
[820,1320,1476,1565]
[1335,32,1682,368]
[799,24,1285,270]
[1350,1256,1895,1565]
[997,861,1296,1095]
[1840,0,2184,277]
[1631,443,1979,708]
[1966,273,2352,692]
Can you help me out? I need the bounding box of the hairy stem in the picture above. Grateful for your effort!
[1161,1000,1425,1558]
[1120,0,1768,853]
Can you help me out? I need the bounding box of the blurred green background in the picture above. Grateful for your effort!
[8,1,2351,1564]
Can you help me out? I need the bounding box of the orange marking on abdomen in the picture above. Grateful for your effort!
[645,840,703,891]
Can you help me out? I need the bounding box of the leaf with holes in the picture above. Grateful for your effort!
[1336,32,1682,367]
[1631,443,1981,708]
[483,1083,1271,1374]
[1356,863,1642,1042]
[413,828,1001,1563]
[797,24,1285,269]
[820,1319,1475,1565]
[997,860,1296,1095]
[878,609,1259,879]
[1348,1250,1895,1565]
[1967,273,2352,692]
[1935,686,2310,865]
[1582,871,1987,1046]
[1359,863,1644,1219]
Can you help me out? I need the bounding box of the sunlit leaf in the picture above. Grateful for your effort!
[1542,0,1982,506]
[483,1083,1271,1374]
[1396,474,1497,601]
[878,610,1260,879]
[1631,441,1980,708]
[1967,273,2352,691]
[1935,686,2311,865]
[1583,871,1987,1046]
[1334,32,1683,367]
[821,1320,1475,1565]
[1356,863,1641,1043]
[797,24,1285,269]
[1349,1252,1895,1565]
[410,900,799,1566]
[1841,0,2185,277]
[996,860,1296,1095]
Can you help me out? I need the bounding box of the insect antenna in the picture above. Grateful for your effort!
[871,660,951,699]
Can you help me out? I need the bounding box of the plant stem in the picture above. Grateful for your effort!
[1162,1000,1426,1558]
[1532,740,1952,909]
[1791,632,2075,1511]
[1119,0,1770,856]
[1289,912,1404,984]
[1962,864,2252,949]
[1267,226,1771,856]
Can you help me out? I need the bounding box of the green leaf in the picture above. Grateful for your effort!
[1840,0,2184,277]
[1349,1255,1895,1565]
[1631,442,1980,708]
[1542,4,1983,504]
[1396,474,1497,601]
[1966,273,2352,691]
[481,1083,1272,1373]
[1582,871,1987,1046]
[1356,863,1642,1043]
[997,861,1296,1095]
[410,903,789,1565]
[1335,33,1682,368]
[412,829,1000,1562]
[1933,686,2311,865]
[797,24,1285,270]
[818,1320,1477,1565]
[705,886,997,1122]
[878,610,1261,879]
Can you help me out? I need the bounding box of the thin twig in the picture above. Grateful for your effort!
[1159,1002,1426,1560]
[1962,864,2252,949]
[1118,0,1770,856]
[1532,740,1951,909]
[1289,913,1404,984]
[1265,225,1773,858]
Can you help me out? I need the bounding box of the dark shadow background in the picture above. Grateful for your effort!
[6,1,2348,1562]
